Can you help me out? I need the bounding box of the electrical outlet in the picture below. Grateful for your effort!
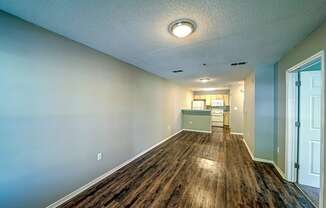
[167,125,171,130]
[97,152,102,161]
[189,121,193,124]
[277,147,280,153]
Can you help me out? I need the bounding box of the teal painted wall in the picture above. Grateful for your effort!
[254,65,275,161]
[243,65,275,161]
[182,111,212,132]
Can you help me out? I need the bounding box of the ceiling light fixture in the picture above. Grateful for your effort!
[168,19,196,38]
[199,78,210,83]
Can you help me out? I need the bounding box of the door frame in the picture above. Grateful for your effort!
[285,50,325,207]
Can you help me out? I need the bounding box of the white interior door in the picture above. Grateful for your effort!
[298,70,321,188]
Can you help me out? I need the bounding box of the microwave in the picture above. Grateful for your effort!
[211,99,224,107]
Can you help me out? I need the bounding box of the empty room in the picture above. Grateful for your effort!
[1,1,326,208]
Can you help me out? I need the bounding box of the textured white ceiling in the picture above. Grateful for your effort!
[1,0,326,89]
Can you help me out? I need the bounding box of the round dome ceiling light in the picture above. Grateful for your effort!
[168,19,196,38]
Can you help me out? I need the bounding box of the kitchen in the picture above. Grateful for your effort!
[182,84,244,134]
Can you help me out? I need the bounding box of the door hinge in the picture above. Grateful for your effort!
[295,81,302,87]
[295,162,300,169]
[295,121,301,127]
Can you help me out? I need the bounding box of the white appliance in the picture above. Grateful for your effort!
[192,100,205,110]
[211,99,224,107]
[211,99,224,127]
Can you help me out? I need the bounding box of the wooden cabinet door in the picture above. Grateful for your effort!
[223,95,229,106]
[206,95,211,106]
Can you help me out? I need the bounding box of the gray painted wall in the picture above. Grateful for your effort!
[275,22,326,206]
[276,22,326,173]
[0,11,191,208]
[243,72,255,155]
[230,83,244,134]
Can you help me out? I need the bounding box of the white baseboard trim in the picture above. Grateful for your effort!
[272,162,287,181]
[46,129,184,208]
[183,129,212,133]
[254,157,274,164]
[254,157,287,181]
[230,132,244,135]
[242,138,255,160]
[241,139,287,181]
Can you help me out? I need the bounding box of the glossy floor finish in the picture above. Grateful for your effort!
[60,128,313,208]
[298,184,319,207]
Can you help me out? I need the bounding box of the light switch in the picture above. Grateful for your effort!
[97,152,102,161]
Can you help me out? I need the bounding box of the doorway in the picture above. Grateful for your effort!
[297,60,321,206]
[285,51,325,207]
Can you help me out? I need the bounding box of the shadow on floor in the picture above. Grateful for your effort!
[298,184,319,207]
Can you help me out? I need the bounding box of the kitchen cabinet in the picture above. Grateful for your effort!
[193,93,230,126]
[223,112,229,126]
[193,94,229,106]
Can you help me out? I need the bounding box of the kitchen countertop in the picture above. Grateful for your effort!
[182,109,211,115]
[182,109,212,132]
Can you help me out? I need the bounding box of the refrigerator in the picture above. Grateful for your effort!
[192,99,205,110]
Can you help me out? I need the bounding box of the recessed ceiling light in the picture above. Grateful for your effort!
[199,78,210,83]
[168,19,196,38]
[201,88,218,91]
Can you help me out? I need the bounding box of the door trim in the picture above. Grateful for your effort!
[285,50,325,207]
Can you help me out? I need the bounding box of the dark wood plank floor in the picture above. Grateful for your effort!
[298,184,319,207]
[60,128,313,208]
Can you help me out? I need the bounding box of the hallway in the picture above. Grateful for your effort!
[60,128,313,208]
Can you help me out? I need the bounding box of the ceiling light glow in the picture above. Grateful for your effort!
[199,78,210,83]
[169,19,196,38]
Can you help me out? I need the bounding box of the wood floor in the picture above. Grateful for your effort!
[60,128,313,208]
[298,184,319,207]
